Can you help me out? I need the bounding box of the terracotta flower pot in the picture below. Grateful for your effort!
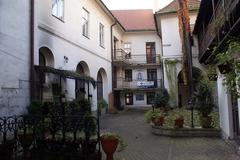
[175,118,184,128]
[101,138,119,160]
[152,116,164,126]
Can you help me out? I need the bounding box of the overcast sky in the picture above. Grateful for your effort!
[102,0,173,10]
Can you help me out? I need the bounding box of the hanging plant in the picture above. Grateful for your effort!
[214,38,240,98]
[206,65,218,81]
[164,59,180,107]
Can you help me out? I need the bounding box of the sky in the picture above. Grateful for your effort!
[102,0,173,10]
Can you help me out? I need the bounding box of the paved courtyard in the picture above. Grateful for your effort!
[100,108,240,160]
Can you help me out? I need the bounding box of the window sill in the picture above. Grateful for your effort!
[82,34,90,39]
[52,15,65,23]
[100,45,105,49]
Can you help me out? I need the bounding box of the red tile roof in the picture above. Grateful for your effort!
[157,0,200,14]
[111,9,156,31]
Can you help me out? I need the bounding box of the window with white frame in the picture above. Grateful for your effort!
[99,23,104,47]
[52,0,64,20]
[82,8,89,37]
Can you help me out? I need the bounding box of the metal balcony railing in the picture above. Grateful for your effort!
[113,49,161,65]
[114,78,162,90]
[198,0,236,59]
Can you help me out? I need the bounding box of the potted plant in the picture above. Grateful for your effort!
[151,110,165,126]
[174,115,184,128]
[193,80,216,128]
[154,88,170,111]
[97,99,108,116]
[207,66,218,81]
[215,49,233,74]
[217,62,232,74]
[100,132,126,160]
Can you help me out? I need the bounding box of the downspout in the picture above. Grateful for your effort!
[110,22,117,108]
[154,13,165,88]
[30,0,35,101]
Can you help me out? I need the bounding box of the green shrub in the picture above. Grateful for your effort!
[193,79,216,117]
[144,109,165,123]
[154,88,170,108]
[27,101,43,116]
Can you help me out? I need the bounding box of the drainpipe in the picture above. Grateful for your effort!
[110,22,117,109]
[30,0,35,101]
[154,13,165,88]
[110,23,117,90]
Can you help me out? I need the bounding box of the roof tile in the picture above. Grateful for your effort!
[158,0,200,14]
[111,9,156,31]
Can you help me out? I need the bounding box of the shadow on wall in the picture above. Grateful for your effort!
[0,80,30,116]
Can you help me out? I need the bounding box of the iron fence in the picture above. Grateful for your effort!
[0,113,101,160]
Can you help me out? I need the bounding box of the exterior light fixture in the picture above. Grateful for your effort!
[64,56,69,63]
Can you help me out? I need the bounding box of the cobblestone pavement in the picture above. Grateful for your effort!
[100,108,240,160]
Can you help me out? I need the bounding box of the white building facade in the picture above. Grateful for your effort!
[35,0,122,110]
[0,0,33,116]
[155,0,205,107]
[111,10,163,109]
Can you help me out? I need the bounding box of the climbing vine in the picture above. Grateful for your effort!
[165,59,180,107]
[214,38,240,98]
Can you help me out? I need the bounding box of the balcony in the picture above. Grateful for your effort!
[113,77,162,91]
[197,0,240,62]
[113,49,161,67]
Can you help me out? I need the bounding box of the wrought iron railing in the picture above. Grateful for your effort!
[0,113,101,159]
[113,49,161,65]
[198,0,237,59]
[114,78,163,90]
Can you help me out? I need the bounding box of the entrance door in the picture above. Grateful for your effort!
[76,65,85,100]
[114,91,122,110]
[146,42,156,64]
[232,93,240,138]
[97,72,103,101]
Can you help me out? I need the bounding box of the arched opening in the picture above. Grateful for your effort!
[76,61,90,100]
[97,68,108,103]
[178,67,203,107]
[38,47,55,101]
[39,47,54,67]
[97,72,103,101]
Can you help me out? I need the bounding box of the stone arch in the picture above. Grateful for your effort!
[96,68,108,102]
[38,47,56,101]
[177,67,203,107]
[75,61,90,99]
[76,61,90,75]
[39,47,54,67]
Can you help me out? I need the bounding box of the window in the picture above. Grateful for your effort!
[123,42,131,58]
[82,8,89,37]
[52,0,64,20]
[137,72,143,81]
[125,69,132,81]
[147,92,155,104]
[99,23,104,47]
[125,93,133,105]
[147,69,157,80]
[146,42,156,63]
[136,94,144,101]
[147,69,157,88]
